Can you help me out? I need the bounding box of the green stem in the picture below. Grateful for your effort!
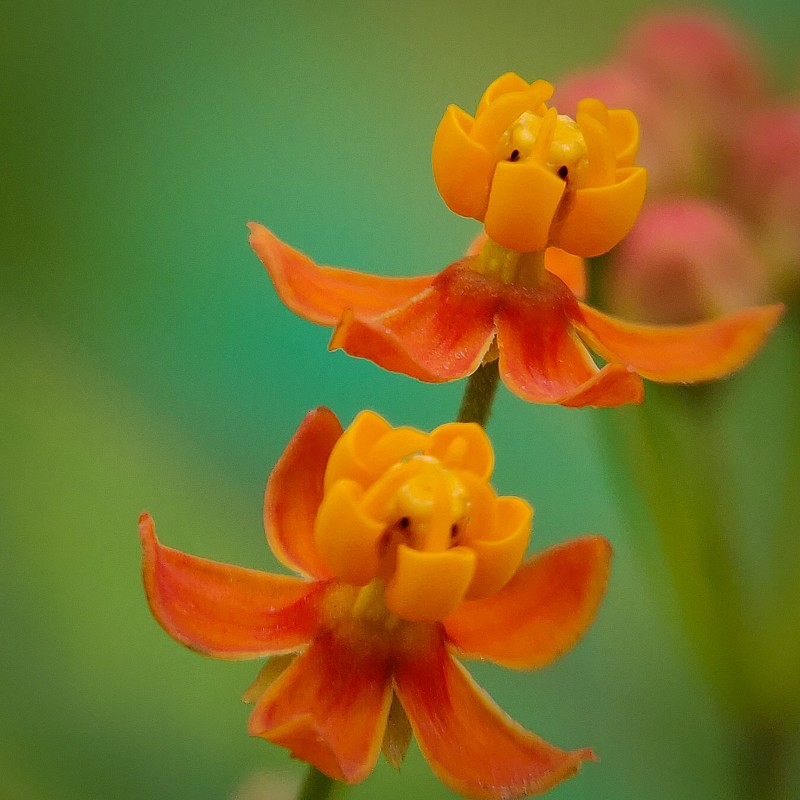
[297,765,343,800]
[733,720,795,800]
[456,359,501,426]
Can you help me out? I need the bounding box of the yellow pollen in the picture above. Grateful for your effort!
[504,110,589,183]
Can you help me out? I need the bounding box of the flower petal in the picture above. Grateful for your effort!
[545,247,587,300]
[385,544,477,621]
[608,108,640,167]
[248,628,393,784]
[329,261,498,382]
[550,166,647,257]
[249,222,433,325]
[444,536,612,669]
[314,480,384,585]
[495,280,644,406]
[265,407,340,579]
[394,630,595,800]
[576,301,785,382]
[139,513,323,659]
[463,494,532,599]
[484,160,566,252]
[432,105,495,218]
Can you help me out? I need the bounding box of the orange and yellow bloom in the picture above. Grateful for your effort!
[250,223,782,407]
[249,73,782,408]
[432,73,646,256]
[141,409,611,797]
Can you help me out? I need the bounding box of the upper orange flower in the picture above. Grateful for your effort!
[432,73,646,256]
[250,223,783,407]
[141,408,611,798]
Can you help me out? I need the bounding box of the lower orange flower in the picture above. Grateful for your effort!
[249,223,783,407]
[140,408,611,798]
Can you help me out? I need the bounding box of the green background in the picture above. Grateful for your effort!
[2,2,798,798]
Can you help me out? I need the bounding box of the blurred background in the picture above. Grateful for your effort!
[2,1,799,798]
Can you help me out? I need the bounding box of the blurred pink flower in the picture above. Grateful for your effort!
[607,200,769,324]
[557,9,800,305]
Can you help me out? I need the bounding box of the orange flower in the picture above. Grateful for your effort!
[432,73,646,256]
[250,223,783,407]
[141,408,611,797]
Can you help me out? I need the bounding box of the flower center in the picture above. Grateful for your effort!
[502,110,589,187]
[312,412,532,621]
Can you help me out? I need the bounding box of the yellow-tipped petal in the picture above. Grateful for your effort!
[432,105,495,218]
[427,422,494,480]
[484,160,566,252]
[465,497,533,599]
[314,480,384,585]
[385,545,476,621]
[551,166,647,257]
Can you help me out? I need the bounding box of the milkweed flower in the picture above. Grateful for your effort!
[250,72,783,407]
[141,408,611,798]
[250,222,782,407]
[431,73,646,256]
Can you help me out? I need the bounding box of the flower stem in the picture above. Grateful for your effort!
[456,359,500,427]
[297,766,344,800]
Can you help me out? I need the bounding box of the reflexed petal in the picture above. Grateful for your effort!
[249,629,393,784]
[550,166,647,257]
[265,407,340,579]
[545,247,587,300]
[394,631,595,800]
[432,106,495,218]
[385,544,477,621]
[140,514,323,659]
[576,301,785,382]
[484,160,566,252]
[444,536,612,669]
[495,281,644,406]
[330,261,498,382]
[248,222,432,325]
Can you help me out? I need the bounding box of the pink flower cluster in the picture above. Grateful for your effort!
[555,11,800,322]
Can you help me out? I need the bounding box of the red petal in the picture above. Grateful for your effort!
[576,301,785,382]
[140,513,323,659]
[265,407,340,579]
[394,630,595,799]
[496,279,644,406]
[329,261,498,382]
[444,536,612,669]
[248,628,393,784]
[248,222,433,325]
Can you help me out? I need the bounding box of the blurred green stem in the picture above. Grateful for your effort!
[297,766,344,800]
[735,721,794,800]
[457,359,500,426]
